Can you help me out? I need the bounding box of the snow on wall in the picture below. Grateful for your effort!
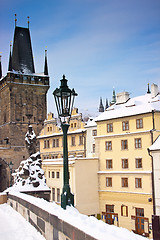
[8,191,146,240]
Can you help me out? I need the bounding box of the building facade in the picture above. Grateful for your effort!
[0,25,49,169]
[95,84,160,238]
[38,108,86,160]
[39,108,99,216]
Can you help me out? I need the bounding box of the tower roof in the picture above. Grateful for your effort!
[44,49,48,75]
[99,97,104,112]
[8,43,12,71]
[11,26,35,74]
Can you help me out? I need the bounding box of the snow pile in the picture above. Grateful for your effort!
[0,204,45,240]
[8,192,146,240]
[10,152,49,192]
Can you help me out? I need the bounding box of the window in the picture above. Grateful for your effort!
[107,123,113,133]
[46,140,50,148]
[79,135,83,145]
[106,177,112,187]
[105,141,112,150]
[122,159,128,169]
[53,139,59,147]
[136,119,143,129]
[52,171,55,178]
[136,208,144,217]
[93,144,95,153]
[122,121,129,131]
[121,140,128,150]
[53,139,55,148]
[50,127,52,131]
[44,140,50,149]
[121,205,128,217]
[52,188,55,201]
[48,171,50,178]
[122,178,128,187]
[71,123,73,128]
[106,159,112,169]
[47,127,50,132]
[106,204,114,213]
[56,172,60,178]
[135,138,142,148]
[135,178,142,188]
[92,130,97,136]
[56,139,59,147]
[136,158,142,168]
[71,136,76,146]
[57,188,60,202]
[74,123,76,128]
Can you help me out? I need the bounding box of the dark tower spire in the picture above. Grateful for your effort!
[147,83,151,94]
[0,54,2,78]
[8,42,12,71]
[12,26,35,74]
[99,97,104,112]
[105,98,109,110]
[44,49,48,75]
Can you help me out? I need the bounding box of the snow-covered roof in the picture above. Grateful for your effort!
[149,135,160,151]
[85,118,97,128]
[38,128,86,139]
[95,93,160,122]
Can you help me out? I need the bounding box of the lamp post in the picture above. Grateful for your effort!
[53,75,77,209]
[9,161,14,187]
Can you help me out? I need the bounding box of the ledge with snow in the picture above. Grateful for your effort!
[7,191,145,240]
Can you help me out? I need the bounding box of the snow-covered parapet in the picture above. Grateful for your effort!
[11,152,49,192]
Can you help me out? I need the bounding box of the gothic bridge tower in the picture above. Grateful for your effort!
[0,21,50,168]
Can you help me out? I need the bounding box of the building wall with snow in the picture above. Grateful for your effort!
[94,90,160,238]
[42,157,99,216]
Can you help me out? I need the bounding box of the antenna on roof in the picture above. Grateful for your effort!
[15,14,17,27]
[27,16,30,29]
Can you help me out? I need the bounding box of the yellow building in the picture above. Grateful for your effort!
[38,108,86,160]
[38,108,99,216]
[95,84,160,238]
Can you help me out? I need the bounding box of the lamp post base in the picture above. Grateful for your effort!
[61,184,74,209]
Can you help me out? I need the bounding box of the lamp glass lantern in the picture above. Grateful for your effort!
[53,75,77,124]
[53,75,77,209]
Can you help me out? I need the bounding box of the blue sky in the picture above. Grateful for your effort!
[0,0,160,116]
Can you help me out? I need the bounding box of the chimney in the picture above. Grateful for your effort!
[151,84,159,98]
[116,92,130,104]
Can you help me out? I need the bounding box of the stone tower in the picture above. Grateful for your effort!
[0,24,50,168]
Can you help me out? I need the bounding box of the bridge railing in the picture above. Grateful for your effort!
[7,192,97,240]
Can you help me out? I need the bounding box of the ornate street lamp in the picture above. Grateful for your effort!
[9,161,14,187]
[53,75,77,209]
